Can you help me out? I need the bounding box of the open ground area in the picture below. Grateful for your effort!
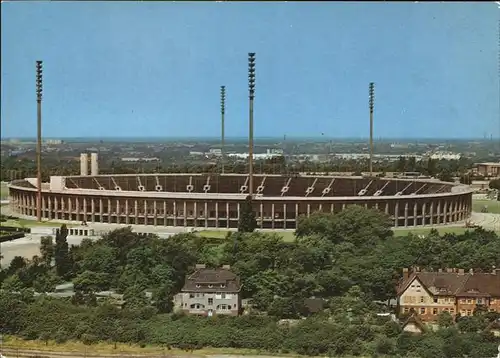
[472,198,500,214]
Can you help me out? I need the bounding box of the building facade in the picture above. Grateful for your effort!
[8,174,473,229]
[175,264,241,317]
[397,268,500,322]
[475,162,500,177]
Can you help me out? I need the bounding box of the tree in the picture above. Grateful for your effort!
[238,195,257,233]
[40,236,54,266]
[55,224,71,277]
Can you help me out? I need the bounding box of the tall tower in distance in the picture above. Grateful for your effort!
[80,153,89,176]
[90,153,99,176]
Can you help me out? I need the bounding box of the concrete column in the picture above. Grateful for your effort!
[260,203,264,229]
[364,203,368,209]
[173,201,177,226]
[48,197,52,220]
[413,202,417,227]
[204,202,208,228]
[283,203,287,229]
[99,198,103,223]
[443,201,448,225]
[41,196,46,219]
[116,199,120,223]
[108,199,112,224]
[422,203,426,226]
[295,203,299,227]
[429,202,434,225]
[134,200,138,225]
[83,197,87,222]
[236,203,240,227]
[74,197,79,222]
[374,203,379,211]
[184,201,188,227]
[436,201,441,225]
[342,203,346,210]
[154,201,157,226]
[404,202,409,227]
[91,198,95,222]
[125,199,130,224]
[330,203,334,213]
[215,202,219,228]
[318,203,323,211]
[193,202,198,227]
[164,201,168,226]
[394,202,399,228]
[144,200,148,225]
[271,203,275,229]
[385,202,389,215]
[307,203,311,216]
[226,202,230,229]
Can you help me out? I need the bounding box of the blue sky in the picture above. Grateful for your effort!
[1,2,499,139]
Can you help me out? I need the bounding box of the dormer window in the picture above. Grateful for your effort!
[208,284,213,288]
[196,284,201,288]
[221,284,226,288]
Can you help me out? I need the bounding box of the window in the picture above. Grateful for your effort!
[420,308,426,315]
[196,284,201,288]
[433,308,438,315]
[433,298,438,303]
[420,297,425,303]
[466,299,472,304]
[466,309,472,316]
[221,293,226,299]
[449,309,455,314]
[403,308,410,314]
[477,298,483,305]
[208,298,213,305]
[221,284,226,288]
[208,284,213,288]
[189,293,195,298]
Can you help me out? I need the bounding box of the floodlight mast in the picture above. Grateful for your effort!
[369,82,375,177]
[36,61,43,222]
[248,53,256,196]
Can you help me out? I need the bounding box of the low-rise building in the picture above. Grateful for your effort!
[475,162,500,177]
[397,267,500,322]
[175,264,242,317]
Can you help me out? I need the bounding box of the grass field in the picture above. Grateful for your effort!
[0,182,8,200]
[472,199,500,214]
[1,218,76,229]
[0,335,296,357]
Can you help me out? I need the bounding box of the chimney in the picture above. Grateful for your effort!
[222,265,231,270]
[458,269,465,275]
[403,268,409,281]
[80,153,89,176]
[195,264,206,269]
[90,153,99,176]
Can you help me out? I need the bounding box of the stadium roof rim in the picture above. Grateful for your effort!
[7,185,474,201]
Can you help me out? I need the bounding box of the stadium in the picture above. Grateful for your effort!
[7,163,473,229]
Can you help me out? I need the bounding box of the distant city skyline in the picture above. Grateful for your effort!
[1,2,499,139]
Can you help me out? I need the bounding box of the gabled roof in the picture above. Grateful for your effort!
[182,267,241,293]
[398,271,500,298]
[402,313,426,333]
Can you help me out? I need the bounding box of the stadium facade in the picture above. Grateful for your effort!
[8,173,473,229]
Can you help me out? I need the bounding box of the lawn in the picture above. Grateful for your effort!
[472,199,500,214]
[0,335,300,357]
[0,182,9,200]
[1,218,76,229]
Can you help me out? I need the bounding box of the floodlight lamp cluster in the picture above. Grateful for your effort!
[248,53,256,99]
[220,86,226,114]
[36,61,43,102]
[369,82,375,112]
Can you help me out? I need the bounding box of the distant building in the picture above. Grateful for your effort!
[175,264,242,317]
[475,162,500,177]
[397,267,500,322]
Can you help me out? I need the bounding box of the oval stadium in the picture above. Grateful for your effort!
[8,172,473,229]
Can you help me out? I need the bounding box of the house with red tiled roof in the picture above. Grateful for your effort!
[397,267,500,322]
